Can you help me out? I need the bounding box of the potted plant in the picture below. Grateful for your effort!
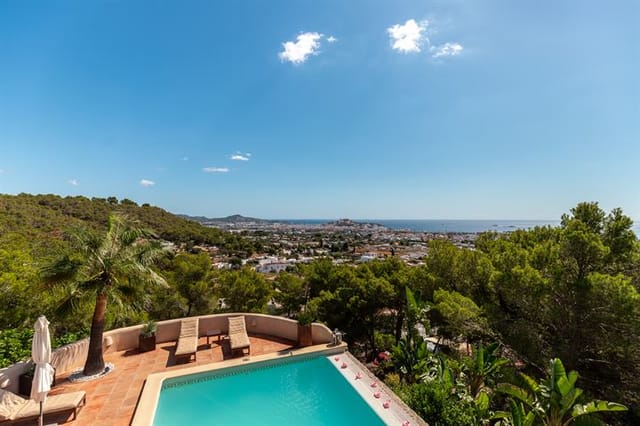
[138,320,157,353]
[19,364,56,396]
[296,308,315,347]
[18,365,34,396]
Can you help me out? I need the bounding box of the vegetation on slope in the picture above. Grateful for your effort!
[0,193,252,249]
[0,197,638,424]
[0,193,253,333]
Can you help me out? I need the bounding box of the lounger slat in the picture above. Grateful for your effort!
[0,390,86,423]
[228,316,251,355]
[179,318,198,337]
[174,318,199,362]
[12,391,86,420]
[175,335,198,357]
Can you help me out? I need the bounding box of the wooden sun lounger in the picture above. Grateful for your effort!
[0,388,86,424]
[174,318,199,362]
[228,316,251,356]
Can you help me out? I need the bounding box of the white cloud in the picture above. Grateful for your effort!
[231,152,251,161]
[279,32,323,64]
[203,167,229,173]
[68,179,79,186]
[432,42,463,58]
[327,36,338,43]
[181,156,189,161]
[387,19,427,53]
[140,179,155,187]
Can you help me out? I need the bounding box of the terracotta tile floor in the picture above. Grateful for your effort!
[30,334,295,426]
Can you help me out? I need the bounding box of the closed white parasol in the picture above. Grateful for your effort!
[31,316,55,426]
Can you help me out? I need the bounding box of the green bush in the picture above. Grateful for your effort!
[403,381,478,426]
[439,399,477,426]
[0,328,87,368]
[385,373,401,388]
[374,331,395,352]
[54,331,87,348]
[0,328,33,368]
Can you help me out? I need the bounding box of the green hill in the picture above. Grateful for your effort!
[0,193,256,334]
[0,193,252,256]
[179,213,273,225]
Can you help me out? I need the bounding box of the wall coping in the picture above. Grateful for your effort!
[0,313,334,393]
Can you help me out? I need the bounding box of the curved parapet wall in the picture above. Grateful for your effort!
[0,313,333,393]
[104,313,333,353]
[311,322,333,344]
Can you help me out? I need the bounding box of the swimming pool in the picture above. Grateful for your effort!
[153,355,385,425]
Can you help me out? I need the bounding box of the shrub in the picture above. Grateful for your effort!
[0,328,33,368]
[0,328,87,368]
[403,381,478,426]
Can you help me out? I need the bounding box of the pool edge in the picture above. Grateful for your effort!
[131,343,347,426]
[333,352,428,426]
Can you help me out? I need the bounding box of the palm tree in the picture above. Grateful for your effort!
[495,358,626,426]
[42,214,166,376]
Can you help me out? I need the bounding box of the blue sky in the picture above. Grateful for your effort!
[0,0,638,220]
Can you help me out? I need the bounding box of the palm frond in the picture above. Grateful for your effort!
[42,212,168,337]
[40,255,82,285]
[53,283,93,317]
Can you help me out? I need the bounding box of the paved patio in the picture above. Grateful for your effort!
[23,334,295,426]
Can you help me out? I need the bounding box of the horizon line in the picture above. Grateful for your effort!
[178,213,562,222]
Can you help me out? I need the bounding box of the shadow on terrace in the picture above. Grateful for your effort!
[0,313,333,426]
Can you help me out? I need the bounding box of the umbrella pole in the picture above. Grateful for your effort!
[38,400,43,426]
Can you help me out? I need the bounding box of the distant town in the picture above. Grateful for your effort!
[182,214,478,272]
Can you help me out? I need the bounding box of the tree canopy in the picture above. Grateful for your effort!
[0,197,637,423]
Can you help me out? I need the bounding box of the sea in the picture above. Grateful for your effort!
[279,219,640,235]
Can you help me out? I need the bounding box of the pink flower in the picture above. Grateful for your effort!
[355,372,362,380]
[383,400,391,409]
[378,351,390,361]
[373,392,381,399]
[340,362,348,369]
[371,381,378,388]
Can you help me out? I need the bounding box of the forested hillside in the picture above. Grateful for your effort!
[269,203,639,424]
[0,193,252,251]
[0,193,253,332]
[1,196,638,424]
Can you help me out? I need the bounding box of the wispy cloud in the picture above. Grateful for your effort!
[181,156,189,161]
[68,179,79,186]
[431,42,463,58]
[326,36,338,43]
[279,32,324,64]
[203,167,229,173]
[231,152,251,161]
[140,179,155,187]
[387,19,427,53]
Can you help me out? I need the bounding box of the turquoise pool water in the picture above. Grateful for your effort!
[153,356,386,425]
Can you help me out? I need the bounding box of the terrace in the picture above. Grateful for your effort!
[1,314,333,426]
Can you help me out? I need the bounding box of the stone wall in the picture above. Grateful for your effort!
[0,313,333,394]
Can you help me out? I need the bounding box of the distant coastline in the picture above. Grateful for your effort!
[278,219,561,234]
[182,214,640,235]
